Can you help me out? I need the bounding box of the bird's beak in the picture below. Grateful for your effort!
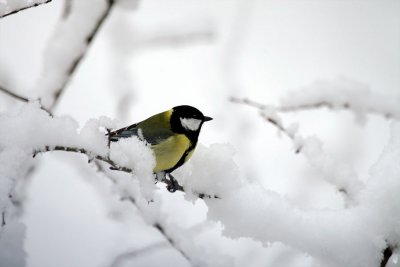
[204,116,213,122]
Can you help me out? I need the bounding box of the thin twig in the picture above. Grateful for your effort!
[230,97,301,152]
[1,212,5,227]
[154,223,193,264]
[230,97,266,109]
[0,85,29,102]
[231,96,397,120]
[121,197,194,266]
[230,96,368,201]
[0,85,53,115]
[0,0,52,19]
[62,0,73,19]
[380,245,394,267]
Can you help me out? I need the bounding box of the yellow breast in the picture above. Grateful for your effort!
[151,134,191,173]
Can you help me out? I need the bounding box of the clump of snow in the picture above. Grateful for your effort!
[358,122,400,245]
[280,77,400,123]
[173,144,242,200]
[78,117,118,157]
[205,182,381,267]
[301,136,364,199]
[202,122,400,267]
[0,102,156,200]
[109,137,156,199]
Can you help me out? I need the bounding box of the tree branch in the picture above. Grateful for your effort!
[88,164,201,266]
[380,245,393,267]
[49,0,116,110]
[33,145,218,199]
[0,0,52,19]
[231,96,399,120]
[230,97,300,152]
[121,197,194,265]
[278,101,397,119]
[0,85,29,102]
[32,145,206,265]
[230,96,365,200]
[0,85,52,115]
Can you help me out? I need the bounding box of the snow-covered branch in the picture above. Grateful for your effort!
[0,102,229,265]
[33,0,116,109]
[0,85,52,115]
[279,78,400,122]
[32,145,216,199]
[0,0,52,19]
[230,96,364,200]
[91,158,231,267]
[202,122,400,267]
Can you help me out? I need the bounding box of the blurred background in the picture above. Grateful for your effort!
[0,0,399,266]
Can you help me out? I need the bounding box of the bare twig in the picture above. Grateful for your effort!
[380,245,394,267]
[62,0,73,19]
[230,97,300,152]
[136,30,214,48]
[0,0,52,19]
[154,223,193,264]
[0,85,29,102]
[230,97,266,110]
[1,212,5,227]
[0,85,53,115]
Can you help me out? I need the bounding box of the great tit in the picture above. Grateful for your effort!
[108,105,212,191]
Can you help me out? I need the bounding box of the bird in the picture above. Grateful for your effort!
[108,105,212,192]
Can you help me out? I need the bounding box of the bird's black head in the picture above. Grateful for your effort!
[170,105,212,137]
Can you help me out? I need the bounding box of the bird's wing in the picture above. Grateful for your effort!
[108,123,175,145]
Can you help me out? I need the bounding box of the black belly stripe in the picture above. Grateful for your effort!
[165,140,196,173]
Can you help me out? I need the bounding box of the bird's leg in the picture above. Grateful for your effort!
[166,173,183,193]
[106,128,112,148]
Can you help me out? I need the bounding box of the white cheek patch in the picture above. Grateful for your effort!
[180,118,201,131]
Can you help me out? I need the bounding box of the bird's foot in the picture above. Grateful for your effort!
[166,173,183,193]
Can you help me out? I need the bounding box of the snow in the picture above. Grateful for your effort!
[174,144,241,200]
[1,1,400,267]
[32,0,110,108]
[0,0,49,17]
[109,137,156,199]
[202,122,400,267]
[0,220,26,267]
[300,136,364,200]
[0,102,156,200]
[280,78,400,123]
